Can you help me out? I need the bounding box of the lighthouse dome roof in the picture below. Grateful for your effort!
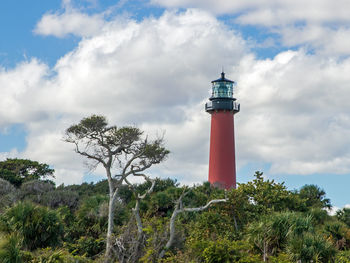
[211,72,234,83]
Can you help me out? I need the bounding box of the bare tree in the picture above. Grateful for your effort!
[64,115,169,261]
[159,188,227,258]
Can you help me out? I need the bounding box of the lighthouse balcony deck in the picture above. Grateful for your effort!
[205,100,240,112]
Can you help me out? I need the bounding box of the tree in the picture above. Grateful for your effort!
[337,208,350,228]
[230,171,305,226]
[0,159,54,187]
[64,115,169,261]
[299,184,331,209]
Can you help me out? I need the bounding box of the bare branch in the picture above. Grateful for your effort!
[133,173,156,199]
[159,192,228,258]
[183,199,227,212]
[126,173,156,235]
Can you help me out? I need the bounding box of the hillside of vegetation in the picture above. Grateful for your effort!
[0,160,350,262]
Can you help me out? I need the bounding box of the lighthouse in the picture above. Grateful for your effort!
[205,72,240,189]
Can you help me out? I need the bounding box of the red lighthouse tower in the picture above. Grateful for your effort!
[205,72,240,189]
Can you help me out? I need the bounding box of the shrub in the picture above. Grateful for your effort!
[200,239,262,263]
[27,248,93,263]
[0,202,63,250]
[41,190,79,209]
[0,234,23,263]
[335,250,350,263]
[66,236,105,258]
[286,232,336,262]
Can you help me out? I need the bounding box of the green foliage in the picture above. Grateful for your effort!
[66,236,105,258]
[67,195,123,240]
[0,159,54,187]
[234,172,305,220]
[286,232,336,262]
[27,248,93,263]
[246,212,313,259]
[66,115,109,137]
[323,221,350,250]
[0,234,23,263]
[203,240,261,263]
[226,171,306,230]
[65,115,143,150]
[0,172,346,262]
[152,178,179,192]
[58,180,109,200]
[149,189,177,217]
[307,207,330,225]
[188,210,237,242]
[337,208,350,227]
[268,253,292,263]
[193,239,262,263]
[335,250,350,263]
[140,217,169,263]
[158,249,194,263]
[299,184,332,209]
[65,115,170,175]
[0,202,63,250]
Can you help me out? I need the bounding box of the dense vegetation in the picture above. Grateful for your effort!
[1,161,350,262]
[1,116,349,262]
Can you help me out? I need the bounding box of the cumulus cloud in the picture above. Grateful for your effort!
[34,7,105,38]
[2,6,350,187]
[236,50,350,175]
[278,25,350,56]
[0,59,50,126]
[151,0,350,56]
[151,0,350,24]
[1,9,246,184]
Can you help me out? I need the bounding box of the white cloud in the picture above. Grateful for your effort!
[0,149,20,161]
[2,9,246,184]
[34,9,105,38]
[151,0,350,24]
[236,50,350,175]
[151,0,350,56]
[0,59,50,126]
[278,25,350,56]
[328,206,339,216]
[2,7,350,188]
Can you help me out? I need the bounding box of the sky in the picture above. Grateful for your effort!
[1,0,350,210]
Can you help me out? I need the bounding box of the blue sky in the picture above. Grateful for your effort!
[1,0,350,210]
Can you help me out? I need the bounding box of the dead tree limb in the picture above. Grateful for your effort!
[125,174,156,235]
[159,190,227,258]
[124,174,156,262]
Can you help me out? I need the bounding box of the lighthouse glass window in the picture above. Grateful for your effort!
[212,82,233,98]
